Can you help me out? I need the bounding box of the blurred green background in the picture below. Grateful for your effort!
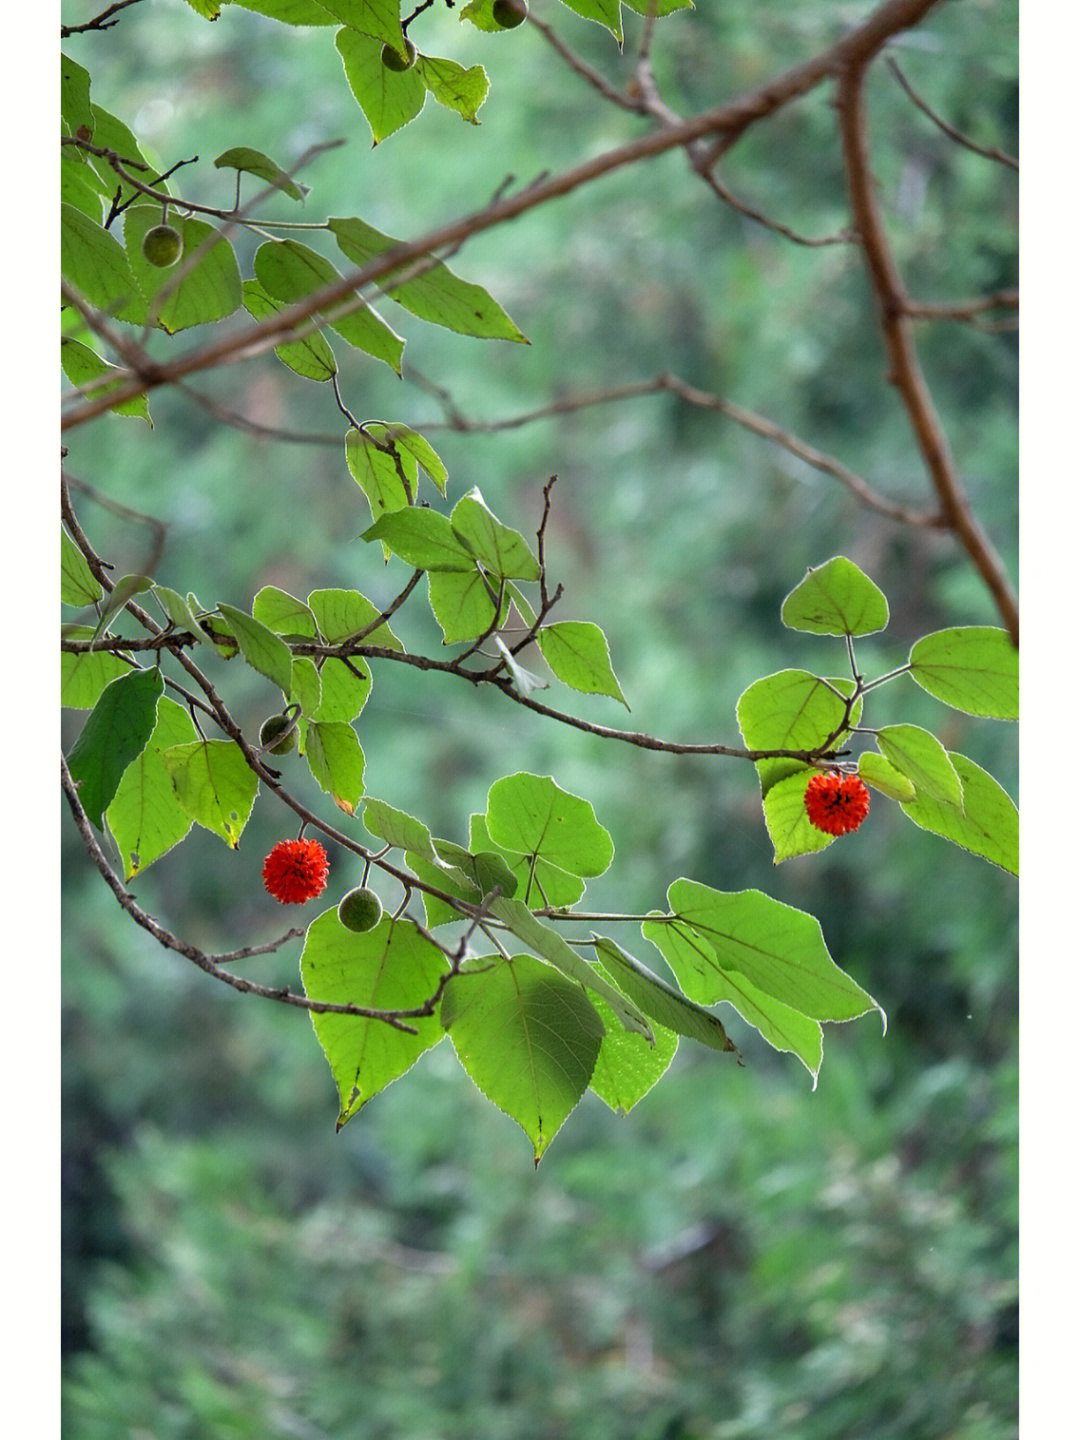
[61,1,1017,1436]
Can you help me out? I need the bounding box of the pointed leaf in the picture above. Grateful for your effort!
[908,626,1018,719]
[345,426,415,524]
[225,0,336,21]
[450,488,541,580]
[415,54,490,124]
[330,215,527,341]
[159,739,259,847]
[428,569,507,643]
[61,338,151,423]
[67,668,164,828]
[305,720,366,813]
[312,0,405,46]
[152,586,204,638]
[875,723,964,808]
[242,279,337,381]
[253,241,404,371]
[92,574,154,641]
[664,879,882,1025]
[761,767,837,862]
[900,752,1018,875]
[311,657,371,722]
[216,602,294,693]
[554,0,623,40]
[642,915,827,1081]
[252,585,318,638]
[214,146,308,200]
[61,529,102,606]
[442,954,604,1162]
[591,936,737,1054]
[378,425,448,493]
[301,910,447,1127]
[336,25,426,144]
[106,697,198,878]
[538,622,628,707]
[781,556,889,636]
[736,669,854,795]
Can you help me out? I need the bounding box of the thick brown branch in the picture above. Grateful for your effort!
[836,54,1018,642]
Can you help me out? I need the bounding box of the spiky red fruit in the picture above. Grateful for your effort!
[262,838,329,904]
[804,772,870,836]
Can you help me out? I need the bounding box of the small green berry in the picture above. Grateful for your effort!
[338,887,383,933]
[259,714,297,756]
[381,39,416,71]
[142,223,183,268]
[492,0,527,28]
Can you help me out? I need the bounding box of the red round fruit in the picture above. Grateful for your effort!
[803,772,870,836]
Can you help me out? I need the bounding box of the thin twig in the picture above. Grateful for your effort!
[61,0,143,37]
[887,59,1018,171]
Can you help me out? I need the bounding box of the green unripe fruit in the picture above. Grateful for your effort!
[492,0,527,28]
[142,223,183,268]
[259,714,297,756]
[338,887,383,933]
[381,39,416,71]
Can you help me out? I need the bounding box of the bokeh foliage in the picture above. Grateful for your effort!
[62,0,1016,1435]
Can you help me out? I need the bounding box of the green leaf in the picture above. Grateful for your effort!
[62,631,132,709]
[311,657,372,722]
[908,626,1018,720]
[857,751,916,803]
[336,26,426,145]
[159,739,259,847]
[641,915,827,1081]
[363,509,477,571]
[663,879,882,1025]
[486,897,653,1041]
[430,840,519,900]
[182,0,222,16]
[252,585,318,638]
[305,720,366,813]
[621,0,693,14]
[311,0,406,46]
[781,556,889,636]
[450,488,542,580]
[60,152,108,222]
[538,622,628,707]
[106,697,198,879]
[61,53,94,137]
[330,216,527,341]
[123,207,242,333]
[428,570,507,643]
[307,587,403,648]
[555,0,623,41]
[485,772,614,883]
[345,426,414,524]
[407,851,482,928]
[591,936,737,1054]
[242,279,337,382]
[875,723,964,808]
[152,586,204,638]
[468,814,584,908]
[441,954,604,1162]
[61,529,103,606]
[289,657,323,718]
[67,668,164,828]
[363,797,436,860]
[901,752,1018,875]
[760,767,837,862]
[86,104,166,212]
[253,241,404,372]
[214,146,308,200]
[61,337,152,423]
[736,669,853,795]
[587,990,678,1116]
[91,574,154,642]
[376,425,448,493]
[61,203,145,323]
[216,602,294,693]
[224,0,337,22]
[415,54,490,125]
[301,910,447,1128]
